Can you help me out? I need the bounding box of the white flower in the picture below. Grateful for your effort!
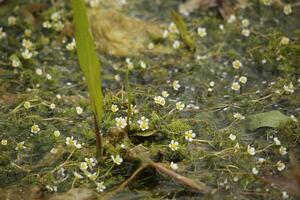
[0,27,6,39]
[11,56,21,67]
[24,29,32,37]
[173,40,180,49]
[53,130,61,137]
[31,124,40,134]
[258,158,266,163]
[290,115,298,123]
[247,145,255,155]
[169,140,179,151]
[50,103,56,110]
[35,68,43,76]
[231,82,240,91]
[283,82,294,94]
[51,12,61,22]
[280,36,290,45]
[89,0,100,8]
[137,116,149,131]
[229,134,236,141]
[241,19,249,27]
[76,106,83,115]
[283,4,292,15]
[232,60,242,69]
[279,146,287,156]
[111,104,119,113]
[86,171,97,180]
[56,94,62,99]
[66,39,76,51]
[219,24,224,31]
[242,29,250,37]
[140,61,147,69]
[24,101,31,109]
[197,27,207,37]
[53,21,64,31]
[80,162,88,171]
[46,74,52,80]
[168,22,179,33]
[239,76,247,84]
[176,101,185,110]
[172,80,181,91]
[162,30,169,38]
[22,39,33,49]
[154,96,166,106]
[15,141,25,150]
[73,171,83,179]
[85,157,97,168]
[115,117,127,129]
[276,160,285,171]
[282,191,289,199]
[21,49,33,59]
[209,81,215,87]
[43,21,52,28]
[66,136,82,149]
[50,148,58,154]
[162,91,169,97]
[262,0,273,6]
[227,15,236,23]
[147,42,154,49]
[273,137,281,146]
[233,113,245,120]
[184,130,195,142]
[8,16,17,26]
[170,162,178,170]
[252,167,259,175]
[111,155,123,165]
[1,139,8,146]
[96,182,106,192]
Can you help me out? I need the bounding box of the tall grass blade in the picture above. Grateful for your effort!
[71,0,103,159]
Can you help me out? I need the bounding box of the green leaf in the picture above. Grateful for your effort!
[136,130,156,137]
[247,111,290,131]
[71,0,103,124]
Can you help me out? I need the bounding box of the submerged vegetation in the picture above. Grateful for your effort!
[0,0,300,199]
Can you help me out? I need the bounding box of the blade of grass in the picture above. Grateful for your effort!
[71,0,103,159]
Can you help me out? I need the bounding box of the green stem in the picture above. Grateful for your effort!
[125,69,132,131]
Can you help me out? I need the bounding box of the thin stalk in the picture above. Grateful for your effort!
[94,114,102,160]
[125,69,132,131]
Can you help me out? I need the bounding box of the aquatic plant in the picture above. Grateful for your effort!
[71,0,103,159]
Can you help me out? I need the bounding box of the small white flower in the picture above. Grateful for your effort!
[85,157,97,168]
[1,139,8,146]
[229,134,236,141]
[258,158,266,163]
[241,19,249,27]
[76,106,83,115]
[241,29,250,37]
[283,4,292,15]
[147,42,154,49]
[0,27,6,39]
[56,94,62,99]
[168,22,179,33]
[31,124,40,134]
[46,74,52,80]
[227,15,236,23]
[279,146,287,156]
[162,30,169,38]
[24,101,31,109]
[282,191,289,199]
[65,136,82,149]
[169,140,179,151]
[197,27,207,37]
[35,68,43,76]
[231,82,241,91]
[50,103,56,110]
[262,0,273,6]
[53,130,61,137]
[15,141,25,150]
[239,76,248,84]
[273,137,281,146]
[233,113,245,120]
[73,171,83,179]
[80,162,88,171]
[96,182,106,192]
[115,117,127,129]
[111,154,123,165]
[66,39,76,51]
[209,81,215,87]
[111,104,119,113]
[137,116,149,131]
[232,60,242,69]
[140,61,147,69]
[170,162,178,170]
[252,167,259,175]
[50,148,58,154]
[154,96,166,106]
[22,39,33,49]
[43,21,52,28]
[290,115,298,123]
[162,91,169,97]
[89,0,100,8]
[280,36,290,45]
[184,130,195,142]
[283,82,294,94]
[21,49,33,59]
[172,80,181,91]
[247,145,256,155]
[276,160,286,171]
[176,101,185,110]
[8,16,17,26]
[173,40,180,49]
[51,12,61,22]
